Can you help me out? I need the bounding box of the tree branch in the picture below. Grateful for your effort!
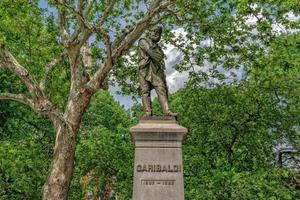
[80,43,94,78]
[111,0,167,49]
[55,0,91,32]
[163,8,203,25]
[0,44,65,125]
[0,92,34,108]
[95,27,112,62]
[55,0,70,45]
[78,0,84,14]
[54,0,116,57]
[0,92,66,130]
[0,44,44,101]
[56,0,114,50]
[83,0,94,17]
[52,0,117,92]
[90,0,115,59]
[94,0,116,28]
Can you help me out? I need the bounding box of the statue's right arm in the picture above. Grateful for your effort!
[138,39,163,61]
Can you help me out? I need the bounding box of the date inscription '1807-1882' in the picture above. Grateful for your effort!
[136,164,182,173]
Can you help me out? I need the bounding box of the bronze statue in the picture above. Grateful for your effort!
[138,26,177,117]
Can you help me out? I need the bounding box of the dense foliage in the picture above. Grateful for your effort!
[0,0,300,199]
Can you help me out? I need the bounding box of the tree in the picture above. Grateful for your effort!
[0,90,134,199]
[69,91,134,200]
[166,84,299,199]
[0,0,299,199]
[0,0,176,199]
[247,32,300,170]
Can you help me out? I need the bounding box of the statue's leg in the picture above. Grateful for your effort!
[155,86,177,116]
[140,75,152,116]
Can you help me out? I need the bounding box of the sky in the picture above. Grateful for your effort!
[39,0,56,14]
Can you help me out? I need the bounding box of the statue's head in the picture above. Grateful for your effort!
[149,26,162,43]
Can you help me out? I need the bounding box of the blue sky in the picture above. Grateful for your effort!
[39,0,56,14]
[39,0,47,8]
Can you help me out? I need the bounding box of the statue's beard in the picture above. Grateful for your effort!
[151,36,161,43]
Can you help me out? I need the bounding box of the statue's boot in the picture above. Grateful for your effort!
[156,86,178,117]
[142,93,152,117]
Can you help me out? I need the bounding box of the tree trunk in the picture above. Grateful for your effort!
[42,90,93,200]
[42,124,76,200]
[102,180,113,200]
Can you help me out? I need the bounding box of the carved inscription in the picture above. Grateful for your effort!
[141,179,175,186]
[136,164,181,173]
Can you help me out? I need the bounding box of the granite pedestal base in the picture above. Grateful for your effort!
[130,117,187,200]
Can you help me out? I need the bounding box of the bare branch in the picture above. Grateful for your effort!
[55,0,70,45]
[78,0,84,14]
[55,1,113,58]
[0,92,66,129]
[80,43,94,79]
[77,0,95,17]
[0,92,34,108]
[70,0,95,43]
[94,0,116,28]
[95,27,112,60]
[53,1,94,93]
[55,0,92,31]
[55,0,115,54]
[79,0,115,53]
[163,8,202,25]
[81,43,93,69]
[87,0,116,59]
[56,0,114,49]
[83,0,94,17]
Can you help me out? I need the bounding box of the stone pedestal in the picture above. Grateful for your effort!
[130,117,187,200]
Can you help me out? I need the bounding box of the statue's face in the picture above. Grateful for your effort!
[149,28,162,43]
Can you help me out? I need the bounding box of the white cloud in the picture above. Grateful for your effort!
[164,47,182,76]
[272,22,287,34]
[284,11,300,22]
[166,71,189,93]
[200,37,214,48]
[244,14,259,26]
[242,7,300,35]
[163,28,188,92]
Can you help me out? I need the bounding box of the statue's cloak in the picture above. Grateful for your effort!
[138,37,166,88]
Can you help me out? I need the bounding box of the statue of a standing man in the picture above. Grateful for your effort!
[138,26,177,117]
